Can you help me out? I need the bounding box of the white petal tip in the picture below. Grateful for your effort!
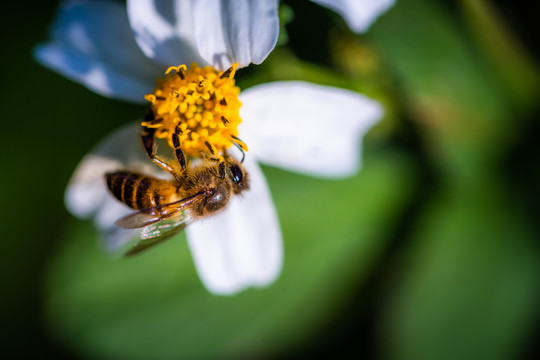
[239,81,384,178]
[313,0,396,33]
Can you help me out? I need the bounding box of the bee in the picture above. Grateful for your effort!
[105,154,249,256]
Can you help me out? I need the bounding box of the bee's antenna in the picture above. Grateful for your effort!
[231,141,245,163]
[230,135,247,163]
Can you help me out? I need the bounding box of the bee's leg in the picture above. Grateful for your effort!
[218,162,226,180]
[205,141,226,179]
[172,124,187,172]
[140,124,175,174]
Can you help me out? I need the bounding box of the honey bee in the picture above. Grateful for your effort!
[105,154,249,256]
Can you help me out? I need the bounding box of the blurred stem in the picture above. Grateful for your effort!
[459,0,540,112]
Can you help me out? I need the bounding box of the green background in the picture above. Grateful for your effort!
[1,0,539,359]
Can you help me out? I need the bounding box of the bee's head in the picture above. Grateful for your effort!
[195,160,249,216]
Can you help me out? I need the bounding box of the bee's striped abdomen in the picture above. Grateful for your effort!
[106,171,153,210]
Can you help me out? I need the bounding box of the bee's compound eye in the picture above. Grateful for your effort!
[229,164,243,185]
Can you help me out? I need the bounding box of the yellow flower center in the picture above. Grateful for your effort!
[142,62,247,161]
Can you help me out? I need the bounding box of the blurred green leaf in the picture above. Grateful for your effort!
[366,0,540,184]
[380,184,540,360]
[363,2,540,359]
[45,149,416,360]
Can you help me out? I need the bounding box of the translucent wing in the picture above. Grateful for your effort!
[124,211,196,256]
[113,191,208,256]
[114,191,208,229]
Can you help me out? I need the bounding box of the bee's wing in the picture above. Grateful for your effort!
[113,211,162,229]
[113,191,208,256]
[124,211,196,256]
[114,191,208,229]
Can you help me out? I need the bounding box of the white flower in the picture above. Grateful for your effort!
[35,0,385,295]
[312,0,396,33]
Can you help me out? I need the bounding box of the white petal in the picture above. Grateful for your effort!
[186,157,283,295]
[312,0,395,33]
[65,123,157,252]
[192,0,279,70]
[65,123,152,217]
[239,81,383,178]
[34,0,162,102]
[126,0,204,67]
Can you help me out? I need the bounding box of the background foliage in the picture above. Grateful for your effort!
[1,0,539,359]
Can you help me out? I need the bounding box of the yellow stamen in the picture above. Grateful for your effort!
[142,62,247,160]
